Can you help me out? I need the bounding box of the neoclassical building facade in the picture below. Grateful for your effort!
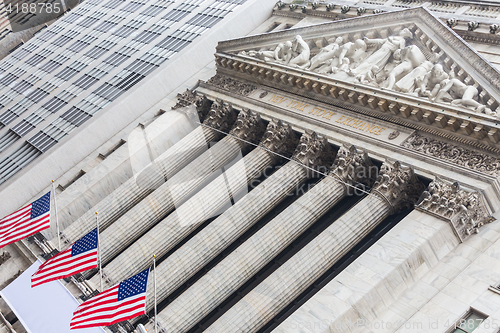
[1,1,500,333]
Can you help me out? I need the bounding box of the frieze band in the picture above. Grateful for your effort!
[401,132,500,176]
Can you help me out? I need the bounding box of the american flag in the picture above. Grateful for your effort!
[70,268,150,330]
[31,228,98,288]
[0,192,51,249]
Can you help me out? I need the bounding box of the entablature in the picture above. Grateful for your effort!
[214,7,500,155]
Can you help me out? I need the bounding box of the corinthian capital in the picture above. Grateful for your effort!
[259,119,299,162]
[203,99,238,134]
[229,108,266,149]
[330,145,376,190]
[172,89,212,121]
[292,130,334,171]
[417,178,495,242]
[372,161,425,214]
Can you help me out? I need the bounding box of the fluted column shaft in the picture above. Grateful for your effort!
[151,175,348,333]
[140,160,309,314]
[57,125,218,245]
[206,195,389,333]
[90,146,274,289]
[81,134,245,280]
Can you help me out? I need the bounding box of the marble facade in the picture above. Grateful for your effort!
[2,1,500,333]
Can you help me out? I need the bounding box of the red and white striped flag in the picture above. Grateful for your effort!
[70,268,150,330]
[31,228,98,287]
[0,192,51,249]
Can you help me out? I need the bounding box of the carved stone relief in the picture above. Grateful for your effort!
[259,119,299,162]
[330,145,376,189]
[207,74,258,96]
[236,26,499,118]
[292,130,335,171]
[372,160,425,214]
[417,177,495,242]
[401,132,500,176]
[229,108,266,151]
[172,89,212,121]
[203,98,238,135]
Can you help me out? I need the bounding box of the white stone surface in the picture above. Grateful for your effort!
[55,122,213,247]
[151,174,347,333]
[140,160,309,316]
[91,144,273,289]
[273,209,459,333]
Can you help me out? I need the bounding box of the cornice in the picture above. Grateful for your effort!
[218,8,500,93]
[214,57,500,155]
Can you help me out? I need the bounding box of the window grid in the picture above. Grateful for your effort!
[11,48,31,61]
[0,142,42,183]
[103,0,125,9]
[0,99,35,126]
[0,130,21,153]
[0,0,248,184]
[0,91,19,109]
[12,81,33,95]
[95,21,118,33]
[121,1,146,13]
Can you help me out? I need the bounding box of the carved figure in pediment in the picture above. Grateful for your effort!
[304,37,343,71]
[385,45,426,90]
[349,28,413,82]
[414,64,449,97]
[242,41,293,64]
[330,39,367,74]
[394,61,433,93]
[289,35,311,67]
[433,78,491,113]
[272,41,293,63]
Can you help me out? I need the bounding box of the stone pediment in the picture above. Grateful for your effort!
[213,7,500,153]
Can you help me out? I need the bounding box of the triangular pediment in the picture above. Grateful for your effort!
[213,7,500,151]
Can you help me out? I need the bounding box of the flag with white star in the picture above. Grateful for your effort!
[70,268,150,330]
[31,228,98,287]
[0,191,51,248]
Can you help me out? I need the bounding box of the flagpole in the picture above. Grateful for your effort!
[96,212,103,291]
[153,254,157,333]
[52,180,61,252]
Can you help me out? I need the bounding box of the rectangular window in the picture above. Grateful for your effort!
[0,73,18,86]
[37,30,57,42]
[85,46,110,59]
[78,17,99,28]
[103,0,125,9]
[103,52,130,67]
[133,31,159,44]
[448,310,488,333]
[60,107,91,127]
[113,25,138,37]
[95,21,118,32]
[9,43,26,57]
[40,60,62,73]
[56,67,79,81]
[12,81,33,94]
[141,4,167,17]
[121,2,145,13]
[63,13,83,24]
[68,40,91,53]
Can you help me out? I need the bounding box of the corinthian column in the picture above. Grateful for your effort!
[416,177,495,242]
[147,141,375,333]
[136,119,301,316]
[89,108,268,289]
[205,161,425,333]
[55,93,216,246]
